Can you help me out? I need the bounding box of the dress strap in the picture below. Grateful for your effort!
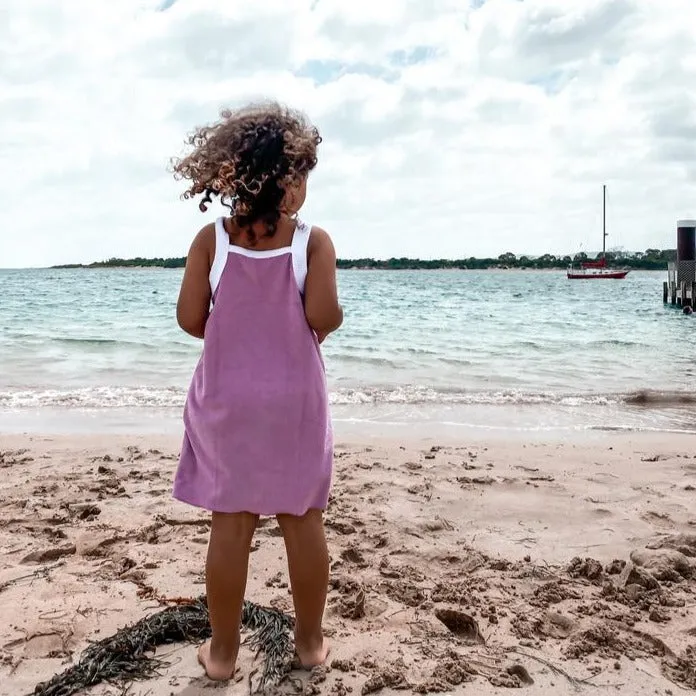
[291,219,311,294]
[209,217,230,299]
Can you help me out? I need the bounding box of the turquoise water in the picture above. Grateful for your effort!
[0,268,694,433]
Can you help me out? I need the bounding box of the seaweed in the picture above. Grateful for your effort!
[32,597,294,696]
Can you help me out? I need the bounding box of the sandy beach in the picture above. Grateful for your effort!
[1,432,695,695]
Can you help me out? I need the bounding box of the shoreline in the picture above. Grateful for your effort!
[2,389,696,439]
[39,266,666,272]
[3,409,696,441]
[1,431,695,694]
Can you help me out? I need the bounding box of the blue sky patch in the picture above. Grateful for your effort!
[297,59,395,84]
[529,68,571,95]
[389,45,435,66]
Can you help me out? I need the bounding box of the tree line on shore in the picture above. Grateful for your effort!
[53,248,675,271]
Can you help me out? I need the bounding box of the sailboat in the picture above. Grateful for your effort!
[567,185,629,279]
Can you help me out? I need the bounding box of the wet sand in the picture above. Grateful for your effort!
[1,432,695,695]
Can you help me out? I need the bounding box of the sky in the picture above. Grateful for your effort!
[1,0,695,268]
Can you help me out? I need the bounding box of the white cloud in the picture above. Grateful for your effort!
[0,0,694,267]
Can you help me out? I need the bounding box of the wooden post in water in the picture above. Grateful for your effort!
[676,219,696,308]
[665,220,696,306]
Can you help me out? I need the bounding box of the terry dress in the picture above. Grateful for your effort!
[173,217,333,516]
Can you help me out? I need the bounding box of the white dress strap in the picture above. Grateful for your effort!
[210,217,309,296]
[209,217,230,298]
[291,219,311,294]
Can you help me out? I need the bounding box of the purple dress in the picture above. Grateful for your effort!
[173,217,333,516]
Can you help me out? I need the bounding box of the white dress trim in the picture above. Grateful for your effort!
[209,217,311,298]
[290,218,310,294]
[209,218,230,299]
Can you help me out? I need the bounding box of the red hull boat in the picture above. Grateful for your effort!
[567,269,629,279]
[567,258,629,279]
[568,185,629,280]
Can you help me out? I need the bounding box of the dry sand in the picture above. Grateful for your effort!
[1,432,695,695]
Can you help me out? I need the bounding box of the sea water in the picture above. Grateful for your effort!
[1,268,695,435]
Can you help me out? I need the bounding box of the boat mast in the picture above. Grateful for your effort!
[602,184,607,258]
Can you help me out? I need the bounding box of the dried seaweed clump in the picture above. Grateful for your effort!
[32,597,294,696]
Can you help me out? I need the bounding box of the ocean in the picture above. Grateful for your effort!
[1,268,695,435]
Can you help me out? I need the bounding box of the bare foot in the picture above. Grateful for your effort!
[197,641,238,681]
[295,637,330,669]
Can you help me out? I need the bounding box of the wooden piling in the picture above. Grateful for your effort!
[664,278,696,307]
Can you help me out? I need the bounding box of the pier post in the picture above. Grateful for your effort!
[665,221,696,306]
[676,219,696,290]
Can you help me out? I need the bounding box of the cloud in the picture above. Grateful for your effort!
[0,0,694,267]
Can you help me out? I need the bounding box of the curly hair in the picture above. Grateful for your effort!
[172,101,321,242]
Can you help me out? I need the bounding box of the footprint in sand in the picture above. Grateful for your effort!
[340,546,369,567]
[641,510,674,529]
[434,608,485,644]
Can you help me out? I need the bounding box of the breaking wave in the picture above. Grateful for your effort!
[1,386,694,411]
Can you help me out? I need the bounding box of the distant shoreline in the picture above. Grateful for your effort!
[51,251,674,272]
[45,265,668,273]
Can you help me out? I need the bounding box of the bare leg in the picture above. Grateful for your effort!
[198,511,258,681]
[277,509,330,667]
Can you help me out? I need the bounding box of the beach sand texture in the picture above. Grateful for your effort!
[1,433,695,695]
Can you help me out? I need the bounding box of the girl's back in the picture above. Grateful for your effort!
[174,215,333,515]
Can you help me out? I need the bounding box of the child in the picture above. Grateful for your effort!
[171,102,342,681]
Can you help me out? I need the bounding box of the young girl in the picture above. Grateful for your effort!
[171,102,342,681]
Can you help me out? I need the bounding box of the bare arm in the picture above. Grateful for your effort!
[176,224,214,339]
[304,226,343,339]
